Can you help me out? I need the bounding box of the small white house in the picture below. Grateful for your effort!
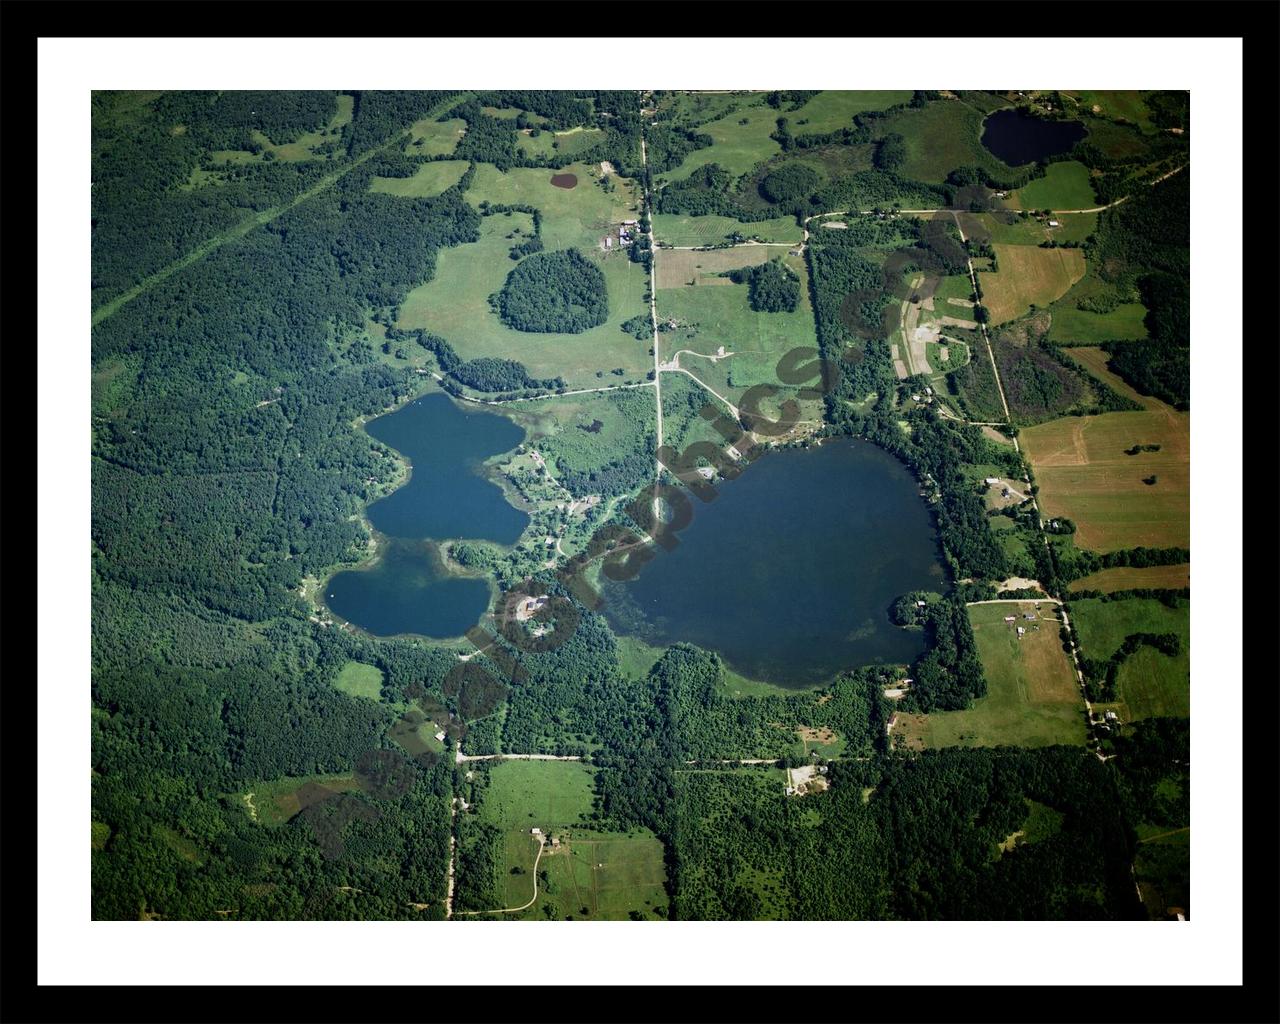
[531,827,542,835]
[916,600,927,608]
[984,476,1000,485]
[434,730,446,742]
[1048,219,1060,227]
[1017,626,1026,636]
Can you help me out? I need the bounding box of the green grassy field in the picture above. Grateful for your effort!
[1021,348,1188,552]
[1049,303,1148,344]
[789,90,915,129]
[655,251,822,417]
[1080,118,1155,161]
[1068,564,1189,594]
[517,126,605,160]
[1011,161,1097,210]
[466,162,642,249]
[652,213,803,246]
[333,660,384,699]
[242,773,363,827]
[92,821,111,851]
[661,107,786,182]
[1046,273,1149,344]
[465,760,668,920]
[1062,90,1158,133]
[370,160,469,197]
[510,385,656,493]
[897,602,1086,749]
[476,760,597,829]
[982,244,1086,325]
[406,117,467,156]
[396,215,651,389]
[488,828,670,921]
[875,100,1026,183]
[1069,597,1189,721]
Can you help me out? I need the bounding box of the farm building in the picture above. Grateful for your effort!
[1048,219,1060,227]
[1004,615,1017,622]
[984,477,1000,485]
[531,827,542,835]
[1017,626,1026,636]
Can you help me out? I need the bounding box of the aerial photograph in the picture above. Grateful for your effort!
[90,87,1191,923]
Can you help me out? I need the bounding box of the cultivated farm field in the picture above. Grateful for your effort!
[1068,564,1189,593]
[1020,348,1188,551]
[981,244,1086,325]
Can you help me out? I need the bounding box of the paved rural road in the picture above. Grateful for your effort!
[453,834,547,916]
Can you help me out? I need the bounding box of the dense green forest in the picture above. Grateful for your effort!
[495,249,609,333]
[1089,170,1190,407]
[724,258,801,312]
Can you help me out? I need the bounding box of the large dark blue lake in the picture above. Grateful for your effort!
[981,108,1087,166]
[324,393,527,638]
[601,439,947,688]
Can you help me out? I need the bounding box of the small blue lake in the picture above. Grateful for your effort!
[324,393,527,638]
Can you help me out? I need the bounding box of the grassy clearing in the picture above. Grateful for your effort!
[1068,564,1189,594]
[510,386,656,490]
[876,100,1023,183]
[92,355,140,415]
[201,95,354,169]
[406,117,467,156]
[656,246,777,289]
[653,213,803,246]
[370,160,469,197]
[789,90,915,129]
[92,821,111,851]
[476,760,597,830]
[334,660,384,699]
[616,635,665,680]
[243,774,363,827]
[662,107,785,181]
[518,127,605,160]
[981,244,1086,325]
[1069,597,1189,721]
[1062,91,1157,133]
[1044,270,1148,344]
[897,602,1086,750]
[655,251,822,416]
[396,215,651,389]
[1010,161,1097,210]
[1020,349,1188,552]
[498,829,669,921]
[466,162,642,250]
